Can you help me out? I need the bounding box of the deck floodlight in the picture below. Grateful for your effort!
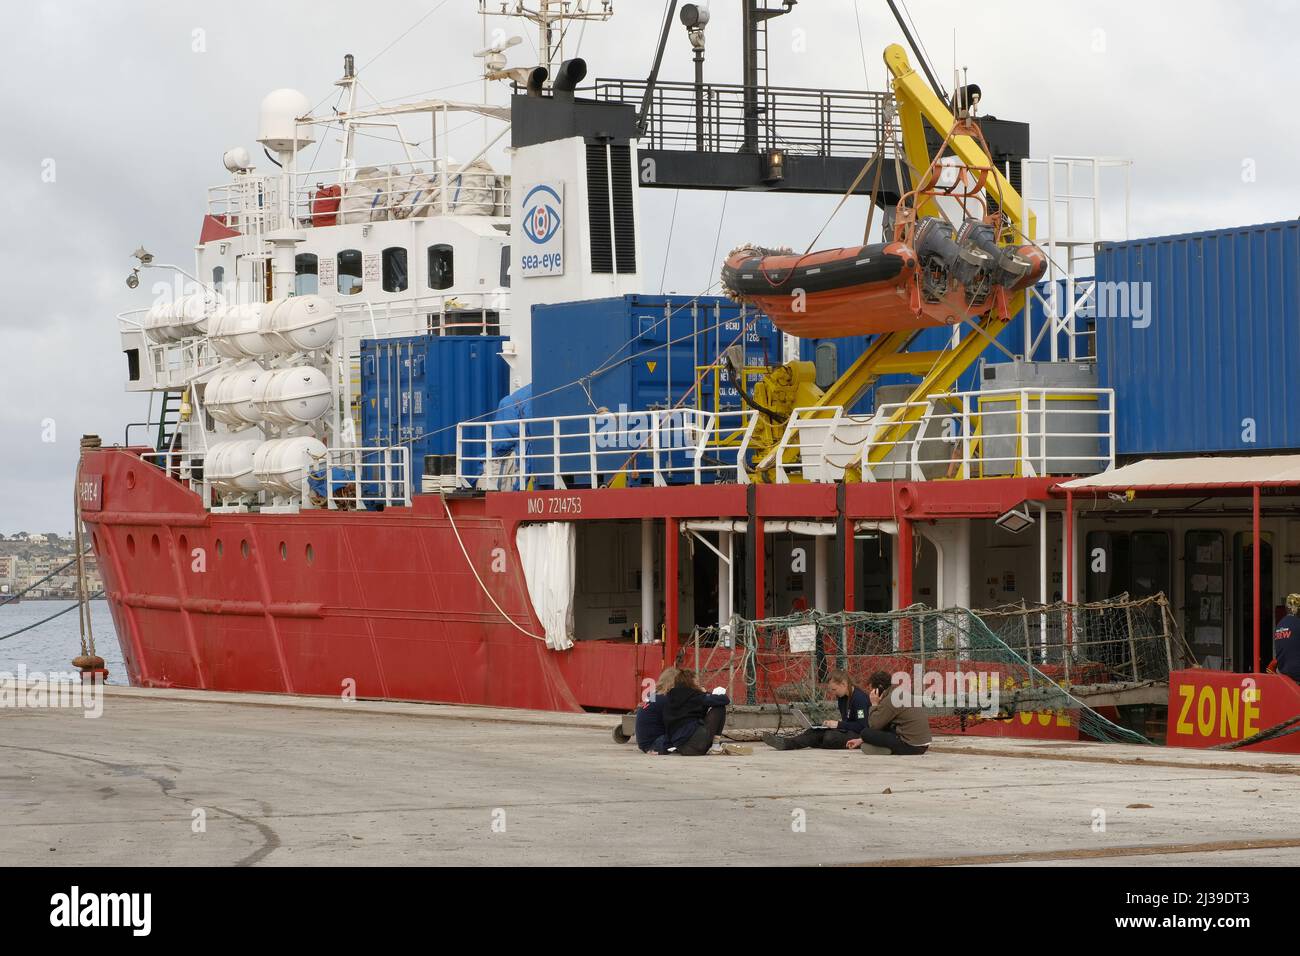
[995,504,1035,534]
[680,3,709,29]
[764,148,786,182]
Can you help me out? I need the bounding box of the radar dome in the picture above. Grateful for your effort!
[257,89,316,155]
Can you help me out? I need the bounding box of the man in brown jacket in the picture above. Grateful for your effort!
[846,670,932,755]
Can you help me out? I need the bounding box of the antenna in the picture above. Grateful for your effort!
[478,1,614,77]
[475,34,524,77]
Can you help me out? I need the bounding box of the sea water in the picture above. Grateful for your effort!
[0,600,126,684]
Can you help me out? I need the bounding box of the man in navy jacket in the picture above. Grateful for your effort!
[1270,594,1300,683]
[763,670,871,751]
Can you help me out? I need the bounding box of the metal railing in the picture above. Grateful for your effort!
[313,446,412,510]
[141,450,206,496]
[141,446,410,512]
[587,78,898,157]
[859,387,1116,481]
[291,160,510,226]
[456,409,758,491]
[337,292,507,345]
[118,309,223,390]
[207,175,284,234]
[209,162,510,232]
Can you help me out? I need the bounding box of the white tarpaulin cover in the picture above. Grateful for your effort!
[516,522,576,651]
[1059,454,1300,491]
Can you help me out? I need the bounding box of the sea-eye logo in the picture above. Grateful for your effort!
[522,184,562,244]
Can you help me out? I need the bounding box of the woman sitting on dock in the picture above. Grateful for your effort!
[663,670,730,756]
[635,667,679,755]
[761,670,872,751]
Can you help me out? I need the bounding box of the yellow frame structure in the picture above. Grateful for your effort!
[780,44,1040,479]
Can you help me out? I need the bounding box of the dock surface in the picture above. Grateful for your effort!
[4,686,1300,866]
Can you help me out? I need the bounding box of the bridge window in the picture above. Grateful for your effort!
[295,253,319,295]
[499,245,511,288]
[212,266,225,294]
[427,244,454,290]
[337,249,363,295]
[382,247,408,293]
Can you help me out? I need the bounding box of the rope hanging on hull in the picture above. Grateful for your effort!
[72,435,105,679]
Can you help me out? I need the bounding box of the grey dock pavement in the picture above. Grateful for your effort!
[3,686,1300,867]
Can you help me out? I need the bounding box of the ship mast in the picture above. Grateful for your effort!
[478,1,614,78]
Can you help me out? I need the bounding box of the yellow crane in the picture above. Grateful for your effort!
[745,44,1037,483]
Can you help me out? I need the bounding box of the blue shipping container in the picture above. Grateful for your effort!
[531,294,783,421]
[360,335,510,472]
[1096,219,1300,456]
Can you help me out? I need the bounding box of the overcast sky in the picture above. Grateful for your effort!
[2,0,1296,534]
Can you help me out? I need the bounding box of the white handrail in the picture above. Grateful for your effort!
[457,409,757,491]
[861,386,1116,482]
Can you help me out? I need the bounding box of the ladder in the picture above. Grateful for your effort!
[155,390,182,452]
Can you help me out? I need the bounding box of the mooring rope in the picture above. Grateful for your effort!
[0,592,106,643]
[1210,714,1300,751]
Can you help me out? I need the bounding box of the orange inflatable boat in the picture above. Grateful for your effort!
[721,218,1046,339]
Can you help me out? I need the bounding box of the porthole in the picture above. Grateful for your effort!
[126,534,136,556]
[216,538,224,558]
[241,539,250,559]
[178,534,189,555]
[279,541,288,561]
[305,544,315,565]
[151,534,161,556]
[126,470,136,489]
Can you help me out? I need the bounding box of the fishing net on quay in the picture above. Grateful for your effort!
[678,594,1192,746]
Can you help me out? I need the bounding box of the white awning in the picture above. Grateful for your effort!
[1058,455,1300,492]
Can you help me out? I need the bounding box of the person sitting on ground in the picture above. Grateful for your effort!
[663,669,730,756]
[634,667,678,754]
[1268,593,1300,684]
[846,670,932,756]
[762,669,871,751]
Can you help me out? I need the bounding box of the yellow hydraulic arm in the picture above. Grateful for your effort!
[885,44,1035,242]
[812,44,1039,473]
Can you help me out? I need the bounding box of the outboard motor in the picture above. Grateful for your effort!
[958,221,1040,290]
[914,217,995,306]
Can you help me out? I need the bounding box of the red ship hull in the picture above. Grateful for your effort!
[81,447,675,713]
[80,447,1063,720]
